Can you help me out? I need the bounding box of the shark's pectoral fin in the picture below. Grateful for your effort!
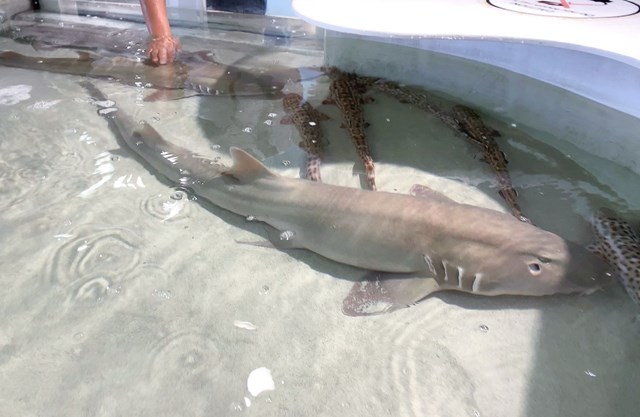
[409,184,456,203]
[144,89,199,102]
[342,272,440,316]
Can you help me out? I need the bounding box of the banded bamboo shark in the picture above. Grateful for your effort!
[280,93,330,182]
[590,208,640,306]
[81,81,612,316]
[0,50,313,101]
[450,105,531,224]
[323,67,377,190]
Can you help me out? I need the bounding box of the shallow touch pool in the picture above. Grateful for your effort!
[0,9,639,417]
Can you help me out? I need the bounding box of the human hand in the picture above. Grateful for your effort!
[147,35,181,65]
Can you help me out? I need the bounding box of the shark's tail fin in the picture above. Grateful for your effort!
[81,80,227,187]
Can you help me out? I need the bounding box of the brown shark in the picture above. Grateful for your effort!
[450,105,532,224]
[590,208,640,306]
[0,50,312,101]
[81,81,612,316]
[280,93,330,182]
[323,67,377,190]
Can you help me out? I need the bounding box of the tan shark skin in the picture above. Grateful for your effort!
[450,105,532,224]
[590,208,640,306]
[0,50,306,101]
[280,93,330,182]
[82,81,612,315]
[323,67,377,190]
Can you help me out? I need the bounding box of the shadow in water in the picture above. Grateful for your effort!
[524,293,640,416]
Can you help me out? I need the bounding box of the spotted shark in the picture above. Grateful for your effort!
[81,81,612,316]
[590,208,640,306]
[323,67,377,190]
[451,105,532,224]
[0,50,314,101]
[280,93,330,182]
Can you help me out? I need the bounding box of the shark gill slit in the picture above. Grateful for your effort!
[471,273,483,293]
[423,255,436,275]
[442,260,449,282]
[457,266,465,288]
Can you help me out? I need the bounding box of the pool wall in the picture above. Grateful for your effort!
[322,32,640,203]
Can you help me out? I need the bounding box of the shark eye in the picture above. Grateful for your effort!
[528,262,542,276]
[537,256,552,264]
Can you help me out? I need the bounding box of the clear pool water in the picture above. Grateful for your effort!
[0,9,638,417]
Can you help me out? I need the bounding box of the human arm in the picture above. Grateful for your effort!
[139,0,181,64]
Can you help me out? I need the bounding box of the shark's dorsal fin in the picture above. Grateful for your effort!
[226,147,276,183]
[410,184,456,203]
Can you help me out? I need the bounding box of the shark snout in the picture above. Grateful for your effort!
[562,243,614,294]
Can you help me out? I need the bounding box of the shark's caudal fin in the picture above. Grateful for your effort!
[225,147,277,183]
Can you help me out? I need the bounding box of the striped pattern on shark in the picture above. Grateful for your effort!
[590,208,640,306]
[323,67,377,190]
[81,80,613,316]
[280,93,330,182]
[450,105,532,224]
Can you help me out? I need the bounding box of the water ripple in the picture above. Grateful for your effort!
[139,189,193,223]
[0,152,50,209]
[45,226,142,304]
[372,306,480,416]
[146,329,222,382]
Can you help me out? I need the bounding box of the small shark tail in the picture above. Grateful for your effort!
[80,80,227,187]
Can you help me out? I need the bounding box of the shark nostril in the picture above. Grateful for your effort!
[528,262,542,276]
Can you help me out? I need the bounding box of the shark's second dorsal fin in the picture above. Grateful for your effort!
[226,147,276,183]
